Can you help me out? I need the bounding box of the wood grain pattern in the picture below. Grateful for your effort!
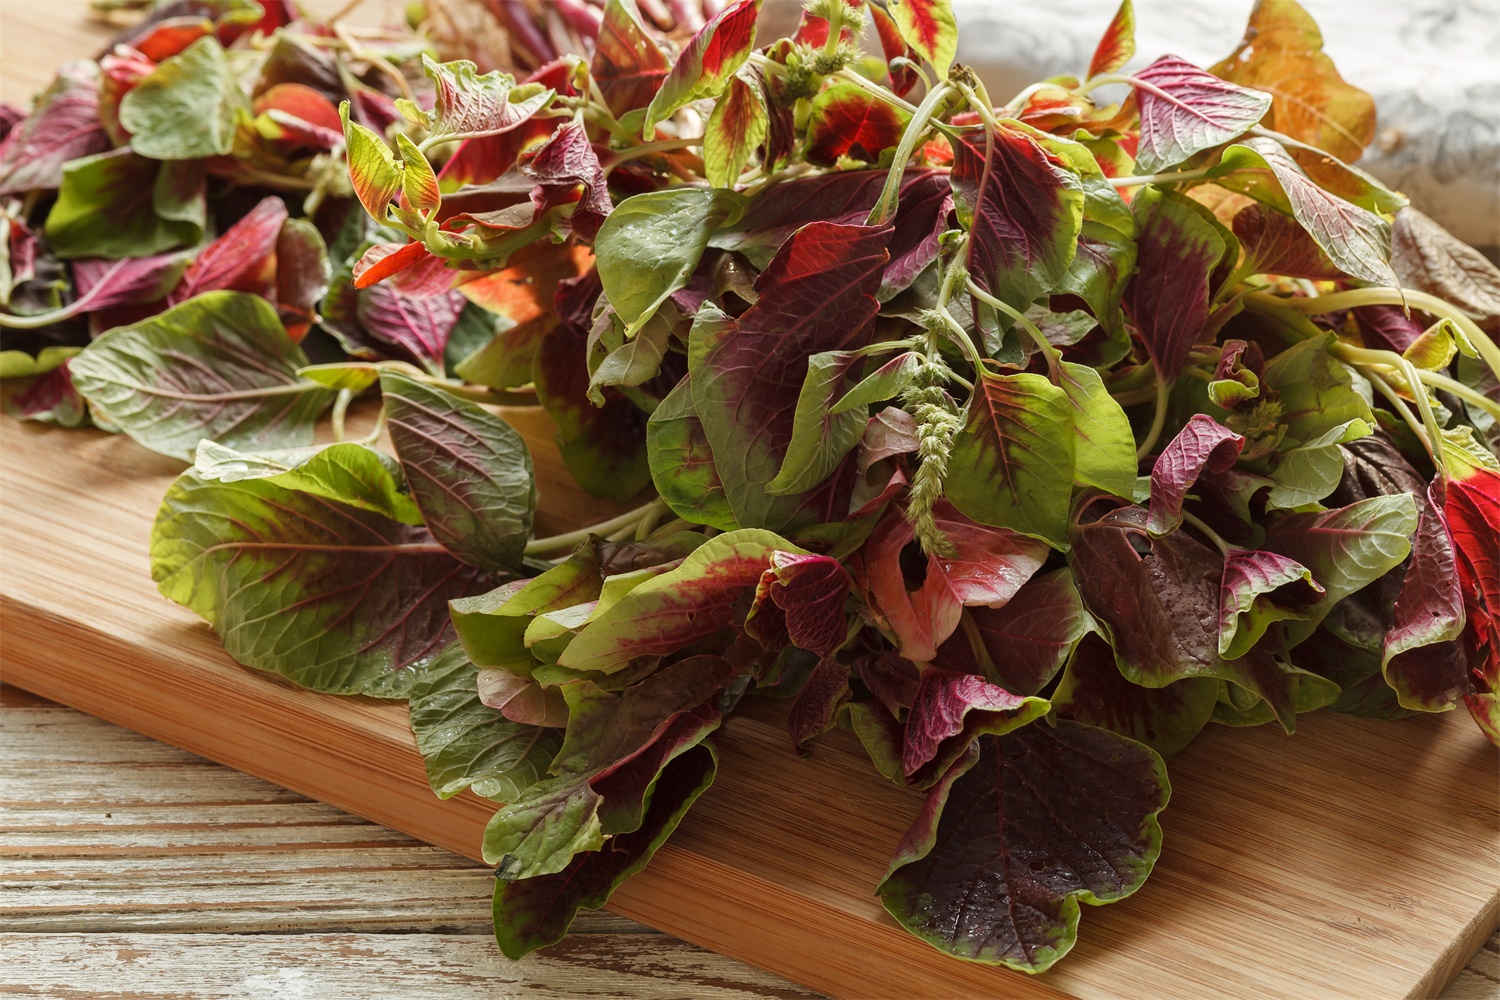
[1,5,1497,998]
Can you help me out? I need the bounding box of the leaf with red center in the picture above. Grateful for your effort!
[902,668,1049,788]
[1232,202,1341,280]
[253,82,343,150]
[591,0,670,117]
[879,721,1168,973]
[856,501,1049,663]
[1442,467,1500,743]
[937,568,1094,698]
[22,250,189,329]
[557,529,794,674]
[405,55,554,145]
[0,62,110,195]
[804,83,910,167]
[1146,414,1244,534]
[1070,504,1311,731]
[886,0,957,77]
[436,117,556,191]
[1121,186,1227,381]
[690,221,889,531]
[127,16,212,62]
[1130,54,1271,174]
[745,551,850,657]
[950,127,1084,318]
[703,74,768,189]
[169,196,288,307]
[1382,485,1469,712]
[647,373,739,532]
[519,122,611,241]
[1216,137,1396,288]
[1087,0,1135,79]
[787,654,853,752]
[642,0,761,140]
[1218,549,1322,660]
[1209,0,1375,163]
[3,360,86,427]
[869,3,919,97]
[1052,633,1217,757]
[945,370,1076,548]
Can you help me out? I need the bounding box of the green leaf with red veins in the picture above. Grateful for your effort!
[902,669,1050,789]
[1130,55,1271,175]
[1146,415,1245,535]
[380,372,536,573]
[493,739,716,959]
[1442,467,1500,743]
[691,222,889,531]
[409,643,561,801]
[1232,202,1342,280]
[45,151,204,259]
[192,440,424,527]
[452,547,610,673]
[1070,504,1308,730]
[804,83,911,167]
[403,55,553,145]
[1058,361,1137,498]
[1218,548,1323,659]
[703,74,768,189]
[119,36,246,160]
[886,0,957,77]
[558,529,795,674]
[1215,137,1397,288]
[1209,0,1375,163]
[150,456,496,699]
[1382,486,1469,712]
[0,62,109,195]
[1121,186,1226,382]
[745,552,850,657]
[945,371,1075,549]
[591,0,671,117]
[878,721,1168,973]
[1087,0,1135,79]
[647,371,740,532]
[642,0,762,140]
[1263,494,1418,646]
[939,568,1094,698]
[856,502,1049,663]
[69,291,332,460]
[340,102,403,225]
[950,128,1084,319]
[1053,633,1218,757]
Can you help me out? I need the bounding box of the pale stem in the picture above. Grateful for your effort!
[523,499,668,556]
[964,278,1062,381]
[1136,368,1172,460]
[867,81,954,227]
[1364,368,1434,459]
[331,389,353,443]
[1180,509,1235,557]
[1109,167,1214,189]
[834,67,921,116]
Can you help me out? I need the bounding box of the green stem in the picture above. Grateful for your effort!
[413,378,541,407]
[834,67,920,116]
[523,499,667,556]
[634,500,669,540]
[959,609,1000,683]
[1402,356,1449,481]
[1419,369,1500,422]
[1109,167,1213,189]
[1181,509,1235,557]
[1364,367,1433,458]
[331,389,353,443]
[1136,367,1172,460]
[964,278,1062,380]
[867,81,953,227]
[354,406,386,447]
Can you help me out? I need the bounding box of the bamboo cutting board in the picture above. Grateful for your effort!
[2,414,1497,1000]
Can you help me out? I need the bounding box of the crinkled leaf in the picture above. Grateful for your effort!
[1131,55,1271,175]
[69,291,332,460]
[704,74,768,188]
[45,150,204,259]
[886,0,957,77]
[339,102,403,224]
[946,370,1075,548]
[169,196,287,306]
[1232,201,1341,280]
[1147,414,1244,535]
[642,0,761,140]
[1390,207,1500,333]
[120,36,245,159]
[1122,186,1226,381]
[857,502,1049,663]
[878,721,1167,973]
[1210,0,1375,163]
[744,551,850,657]
[410,643,561,800]
[518,122,611,242]
[151,463,493,698]
[381,372,536,572]
[405,55,552,144]
[0,62,110,194]
[1053,634,1217,758]
[902,669,1049,788]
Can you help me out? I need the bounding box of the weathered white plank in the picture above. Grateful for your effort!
[0,933,819,999]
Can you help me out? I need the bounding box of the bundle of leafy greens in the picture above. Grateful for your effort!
[9,0,1500,976]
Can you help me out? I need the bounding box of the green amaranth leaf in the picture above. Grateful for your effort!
[1058,361,1136,497]
[768,350,867,496]
[647,373,740,532]
[381,372,536,572]
[45,150,205,259]
[151,462,495,698]
[69,291,333,460]
[878,721,1168,973]
[120,36,247,160]
[410,643,561,801]
[703,74,768,188]
[945,370,1076,548]
[339,102,403,225]
[193,440,424,526]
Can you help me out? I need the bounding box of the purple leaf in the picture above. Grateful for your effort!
[745,551,850,657]
[1218,548,1322,659]
[935,567,1093,697]
[1383,485,1469,711]
[1131,54,1271,174]
[878,721,1168,973]
[1052,633,1217,757]
[1122,186,1227,381]
[787,654,853,752]
[1232,202,1342,280]
[519,122,611,241]
[0,63,111,195]
[901,668,1048,788]
[1147,414,1244,534]
[169,196,289,306]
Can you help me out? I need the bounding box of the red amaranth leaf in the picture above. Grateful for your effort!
[1443,467,1500,742]
[804,83,909,167]
[787,654,853,752]
[1131,54,1271,174]
[1122,186,1227,381]
[1383,485,1469,711]
[935,568,1093,697]
[591,0,671,117]
[745,551,850,657]
[902,668,1048,788]
[1087,0,1135,79]
[885,0,957,77]
[0,63,111,195]
[1232,201,1342,280]
[1052,633,1217,756]
[1147,414,1245,533]
[642,0,760,139]
[519,122,612,241]
[870,3,919,97]
[168,196,288,306]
